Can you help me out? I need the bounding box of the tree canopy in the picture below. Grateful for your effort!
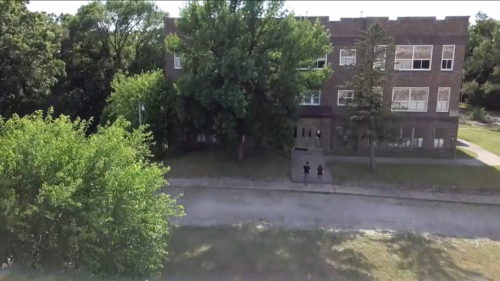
[0,0,65,117]
[463,12,500,110]
[49,0,167,126]
[344,23,394,171]
[166,0,332,160]
[0,111,183,278]
[104,69,180,156]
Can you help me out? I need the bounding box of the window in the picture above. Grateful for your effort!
[394,45,432,70]
[298,55,327,69]
[337,90,354,106]
[374,45,386,70]
[436,87,451,112]
[174,53,182,69]
[412,128,424,148]
[441,45,455,71]
[391,87,429,112]
[389,127,424,149]
[339,49,356,66]
[301,90,320,105]
[315,55,327,68]
[433,128,446,149]
[388,128,411,148]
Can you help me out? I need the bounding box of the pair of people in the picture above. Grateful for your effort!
[303,161,323,186]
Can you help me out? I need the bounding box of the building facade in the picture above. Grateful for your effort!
[165,16,469,156]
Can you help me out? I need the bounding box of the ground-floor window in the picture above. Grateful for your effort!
[389,127,424,149]
[433,128,447,149]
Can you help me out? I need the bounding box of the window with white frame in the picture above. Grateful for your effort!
[373,45,386,70]
[339,49,356,66]
[441,45,455,71]
[174,53,182,69]
[300,90,321,105]
[394,45,432,70]
[337,90,354,106]
[391,87,429,112]
[389,127,424,149]
[436,87,451,112]
[298,55,327,69]
[433,128,446,149]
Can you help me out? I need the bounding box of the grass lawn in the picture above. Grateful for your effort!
[328,162,500,190]
[459,124,500,156]
[456,146,478,159]
[163,225,500,281]
[163,148,289,179]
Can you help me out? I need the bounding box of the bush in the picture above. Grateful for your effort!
[104,70,181,157]
[0,111,183,279]
[468,106,488,122]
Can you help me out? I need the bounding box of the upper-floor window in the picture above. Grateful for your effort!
[174,53,182,69]
[339,49,356,66]
[394,45,432,71]
[436,87,451,112]
[441,45,455,71]
[374,45,386,70]
[337,90,354,106]
[391,87,429,112]
[300,90,321,105]
[298,55,327,70]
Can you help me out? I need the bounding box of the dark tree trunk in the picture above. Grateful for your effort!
[237,134,245,163]
[369,140,376,172]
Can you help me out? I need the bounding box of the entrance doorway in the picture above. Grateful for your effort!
[295,125,321,149]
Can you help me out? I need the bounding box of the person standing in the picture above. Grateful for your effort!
[303,161,311,186]
[317,164,323,182]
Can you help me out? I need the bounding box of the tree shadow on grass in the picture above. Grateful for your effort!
[383,233,491,281]
[163,224,375,281]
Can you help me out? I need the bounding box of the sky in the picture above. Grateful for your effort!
[27,1,500,23]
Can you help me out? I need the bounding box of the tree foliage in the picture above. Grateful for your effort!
[50,0,167,126]
[104,70,180,156]
[0,0,65,117]
[463,12,500,110]
[166,0,332,160]
[344,23,394,171]
[0,111,183,278]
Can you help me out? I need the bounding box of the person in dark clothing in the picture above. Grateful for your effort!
[303,161,311,186]
[317,164,323,182]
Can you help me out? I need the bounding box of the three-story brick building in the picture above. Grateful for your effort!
[165,16,469,156]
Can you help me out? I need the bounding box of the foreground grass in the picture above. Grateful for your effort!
[164,148,289,179]
[163,225,500,281]
[456,146,478,159]
[328,162,500,190]
[459,124,500,156]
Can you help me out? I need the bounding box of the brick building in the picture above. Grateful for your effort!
[164,16,469,157]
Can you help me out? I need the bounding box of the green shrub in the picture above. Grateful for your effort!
[468,106,488,122]
[0,111,184,279]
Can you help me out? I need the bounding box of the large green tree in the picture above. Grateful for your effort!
[463,12,500,110]
[0,0,65,117]
[166,0,332,161]
[104,69,181,156]
[344,23,394,171]
[0,111,183,278]
[50,0,167,126]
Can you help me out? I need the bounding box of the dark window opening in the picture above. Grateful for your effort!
[301,128,305,137]
[293,126,297,138]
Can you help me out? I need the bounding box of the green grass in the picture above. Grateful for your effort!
[456,146,478,159]
[163,225,500,281]
[459,124,500,156]
[163,148,289,179]
[328,162,500,190]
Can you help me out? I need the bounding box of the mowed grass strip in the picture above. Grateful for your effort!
[164,148,289,179]
[328,162,500,190]
[164,225,500,281]
[458,124,500,156]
